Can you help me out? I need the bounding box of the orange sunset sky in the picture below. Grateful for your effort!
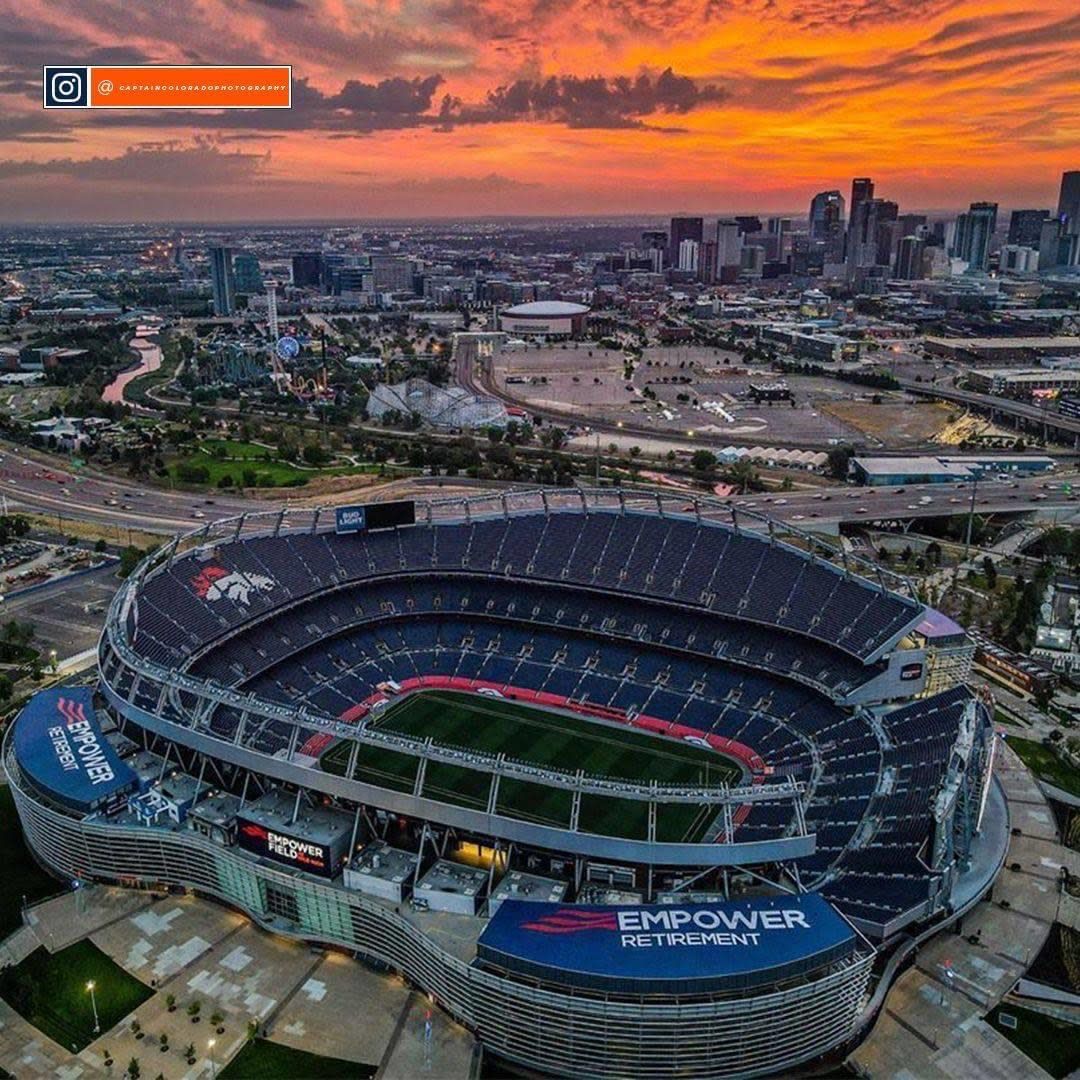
[0,0,1077,221]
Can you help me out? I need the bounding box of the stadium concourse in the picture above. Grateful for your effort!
[6,489,1008,1079]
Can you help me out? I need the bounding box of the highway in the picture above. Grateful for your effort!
[0,440,264,534]
[1,436,1076,538]
[900,378,1080,442]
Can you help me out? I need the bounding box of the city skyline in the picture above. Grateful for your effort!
[0,0,1077,221]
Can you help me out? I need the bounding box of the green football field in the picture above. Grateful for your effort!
[320,690,740,843]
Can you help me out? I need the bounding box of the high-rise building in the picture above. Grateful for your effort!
[1057,171,1080,229]
[371,255,414,292]
[669,217,703,268]
[676,238,700,272]
[208,246,235,316]
[894,235,926,280]
[846,194,893,271]
[952,202,998,271]
[698,240,717,283]
[874,201,900,266]
[641,230,667,271]
[1008,209,1050,247]
[1039,217,1080,270]
[715,220,742,264]
[765,217,791,261]
[844,179,876,267]
[850,178,874,219]
[292,252,325,289]
[233,253,263,294]
[809,191,844,239]
[809,191,845,265]
[998,245,1039,274]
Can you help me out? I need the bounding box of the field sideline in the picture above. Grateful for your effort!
[320,690,740,843]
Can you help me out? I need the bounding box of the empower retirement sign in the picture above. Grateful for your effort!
[477,894,857,995]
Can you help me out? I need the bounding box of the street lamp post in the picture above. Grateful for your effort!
[86,980,100,1034]
[208,1037,217,1078]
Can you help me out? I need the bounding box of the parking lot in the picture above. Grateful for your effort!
[493,343,961,448]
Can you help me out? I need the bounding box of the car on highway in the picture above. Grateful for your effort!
[855,507,868,514]
[192,510,206,519]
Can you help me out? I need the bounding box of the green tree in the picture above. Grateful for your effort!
[691,449,717,478]
[825,445,854,481]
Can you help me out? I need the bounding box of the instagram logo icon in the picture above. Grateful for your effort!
[43,67,89,107]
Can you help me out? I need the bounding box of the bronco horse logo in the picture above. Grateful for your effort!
[191,565,275,605]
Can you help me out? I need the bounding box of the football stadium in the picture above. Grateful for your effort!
[5,488,1009,1078]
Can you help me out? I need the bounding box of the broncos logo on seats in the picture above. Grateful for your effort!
[191,565,274,605]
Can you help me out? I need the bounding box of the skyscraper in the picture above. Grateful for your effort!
[292,252,325,289]
[846,193,893,271]
[714,220,742,284]
[208,246,235,316]
[765,217,791,261]
[849,178,874,218]
[641,230,667,271]
[233,252,263,294]
[809,191,844,239]
[669,217,704,268]
[1008,209,1050,247]
[809,191,845,265]
[845,179,875,267]
[1057,171,1080,229]
[676,238,700,272]
[952,202,998,271]
[894,235,925,280]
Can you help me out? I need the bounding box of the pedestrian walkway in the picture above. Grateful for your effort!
[849,742,1071,1080]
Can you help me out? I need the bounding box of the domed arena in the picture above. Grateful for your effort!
[6,489,1006,1079]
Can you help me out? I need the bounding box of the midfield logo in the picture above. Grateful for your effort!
[191,565,274,605]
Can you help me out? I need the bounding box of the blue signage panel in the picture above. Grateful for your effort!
[13,687,137,812]
[335,505,367,534]
[478,894,856,995]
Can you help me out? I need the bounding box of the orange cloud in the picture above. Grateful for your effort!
[0,0,1076,218]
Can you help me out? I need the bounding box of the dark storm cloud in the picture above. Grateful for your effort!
[438,68,728,130]
[330,75,444,114]
[0,141,267,184]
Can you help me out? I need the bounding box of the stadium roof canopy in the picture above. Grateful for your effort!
[13,687,136,812]
[477,895,856,995]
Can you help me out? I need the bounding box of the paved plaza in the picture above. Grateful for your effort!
[1,888,476,1078]
[849,742,1076,1080]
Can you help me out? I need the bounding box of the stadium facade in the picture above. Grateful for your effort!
[498,300,590,337]
[7,489,1005,1079]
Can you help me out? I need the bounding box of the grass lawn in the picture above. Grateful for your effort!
[322,690,739,842]
[168,443,401,490]
[986,1004,1080,1078]
[220,1039,375,1079]
[0,785,63,938]
[1006,736,1080,798]
[0,940,152,1052]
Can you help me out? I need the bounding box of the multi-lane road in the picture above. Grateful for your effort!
[1,437,1076,538]
[0,440,262,534]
